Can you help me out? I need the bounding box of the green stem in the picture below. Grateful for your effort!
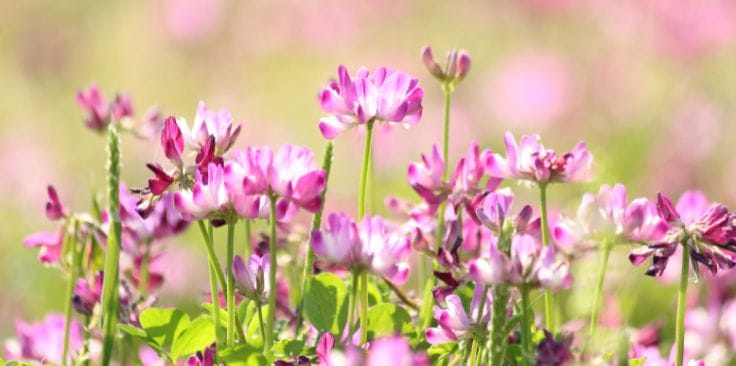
[519,286,533,363]
[491,228,512,366]
[675,244,690,366]
[348,272,359,334]
[62,222,81,366]
[468,339,479,366]
[441,82,453,164]
[296,141,333,334]
[360,272,369,344]
[538,184,555,332]
[463,339,475,365]
[244,219,252,259]
[264,195,278,358]
[226,219,236,346]
[256,301,266,346]
[589,242,612,342]
[207,254,223,351]
[101,124,122,366]
[358,120,374,219]
[473,285,489,366]
[197,221,246,345]
[83,315,91,366]
[139,240,151,298]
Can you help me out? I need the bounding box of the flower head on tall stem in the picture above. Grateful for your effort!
[421,45,472,86]
[177,101,242,155]
[628,191,736,277]
[486,132,593,184]
[318,65,423,139]
[232,254,270,304]
[425,285,492,344]
[311,213,411,284]
[554,184,668,254]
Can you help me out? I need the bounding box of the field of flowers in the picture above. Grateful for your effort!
[3,1,736,365]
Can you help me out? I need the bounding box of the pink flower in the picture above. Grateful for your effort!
[500,234,572,290]
[232,254,270,303]
[366,336,429,366]
[629,191,736,277]
[269,144,326,212]
[554,184,668,251]
[23,227,64,265]
[3,314,84,364]
[311,213,411,284]
[407,144,446,205]
[119,186,188,252]
[174,163,230,221]
[76,84,110,132]
[185,345,215,366]
[425,287,492,344]
[112,93,134,121]
[421,45,471,84]
[73,271,103,316]
[487,132,593,184]
[161,116,185,166]
[475,188,534,234]
[318,65,423,139]
[45,185,66,220]
[178,101,242,155]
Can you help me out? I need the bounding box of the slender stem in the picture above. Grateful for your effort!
[244,219,252,259]
[491,228,512,366]
[441,82,453,164]
[256,301,266,346]
[101,124,122,366]
[519,286,533,363]
[138,240,151,298]
[296,141,333,334]
[358,120,374,219]
[207,253,223,351]
[83,315,91,366]
[476,285,489,325]
[383,278,419,310]
[62,222,81,366]
[463,339,475,365]
[264,195,278,358]
[360,272,369,344]
[348,272,359,335]
[675,244,690,366]
[226,219,236,346]
[468,339,479,366]
[538,184,555,332]
[198,221,246,344]
[589,242,612,342]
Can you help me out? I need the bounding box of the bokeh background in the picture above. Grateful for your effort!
[3,0,736,360]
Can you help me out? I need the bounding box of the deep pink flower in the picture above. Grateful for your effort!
[112,93,134,120]
[232,254,270,303]
[269,144,326,212]
[23,227,64,265]
[3,314,84,364]
[318,65,423,139]
[73,271,103,316]
[486,132,593,184]
[311,213,411,284]
[475,188,534,234]
[554,184,668,253]
[407,144,446,205]
[161,116,185,166]
[629,191,736,277]
[425,286,492,344]
[146,163,176,195]
[185,345,215,366]
[535,331,573,366]
[421,45,471,84]
[45,185,66,220]
[76,84,110,132]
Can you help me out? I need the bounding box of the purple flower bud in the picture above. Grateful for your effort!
[421,45,444,80]
[160,116,185,166]
[73,272,103,316]
[112,93,134,120]
[45,185,66,220]
[146,163,175,195]
[455,50,472,81]
[76,84,110,132]
[232,254,270,303]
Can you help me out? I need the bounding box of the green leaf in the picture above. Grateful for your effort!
[629,358,646,366]
[272,339,305,358]
[367,281,384,306]
[218,345,269,366]
[365,303,413,340]
[201,302,229,328]
[139,308,190,351]
[118,324,161,353]
[303,272,348,333]
[171,316,216,359]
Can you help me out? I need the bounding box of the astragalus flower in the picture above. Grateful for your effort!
[3,314,84,364]
[425,286,492,344]
[23,227,64,265]
[177,101,241,155]
[73,271,104,316]
[311,213,411,284]
[318,65,423,139]
[421,45,471,85]
[76,84,135,132]
[232,254,270,303]
[554,184,668,253]
[174,163,230,222]
[486,132,593,184]
[629,191,736,277]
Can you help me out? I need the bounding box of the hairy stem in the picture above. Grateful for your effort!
[589,242,612,343]
[101,124,122,366]
[675,245,690,366]
[520,286,533,364]
[62,222,81,366]
[538,184,555,332]
[264,195,278,358]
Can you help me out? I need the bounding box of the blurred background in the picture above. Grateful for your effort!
[2,0,736,361]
